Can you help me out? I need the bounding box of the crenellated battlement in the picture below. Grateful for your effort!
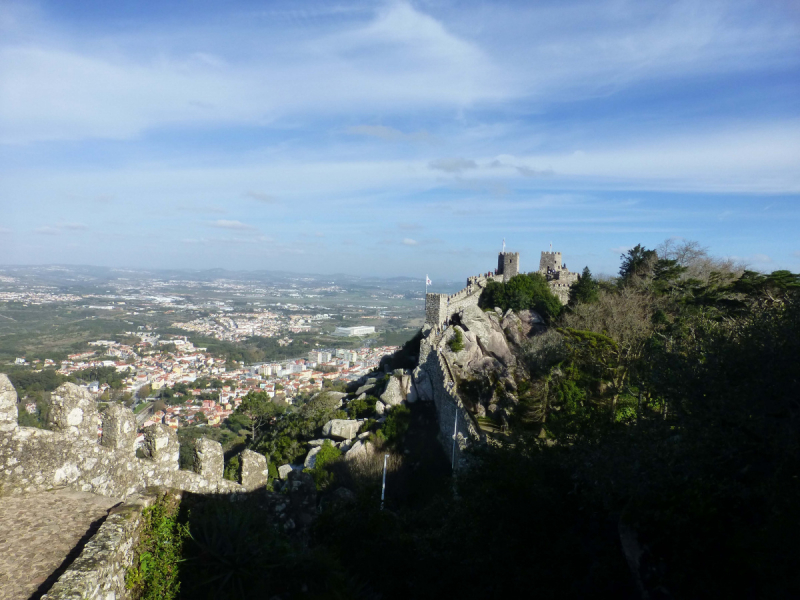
[0,376,267,499]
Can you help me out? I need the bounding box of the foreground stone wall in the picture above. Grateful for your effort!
[0,377,267,499]
[41,492,162,600]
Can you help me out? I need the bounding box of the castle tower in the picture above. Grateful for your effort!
[497,252,520,282]
[539,251,563,274]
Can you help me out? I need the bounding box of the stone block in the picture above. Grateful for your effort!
[192,437,224,480]
[278,464,293,480]
[141,424,179,470]
[240,449,268,489]
[101,403,136,453]
[49,383,99,440]
[0,374,18,433]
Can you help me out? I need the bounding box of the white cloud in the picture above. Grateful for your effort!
[402,238,418,246]
[0,2,505,143]
[209,220,256,231]
[34,226,59,235]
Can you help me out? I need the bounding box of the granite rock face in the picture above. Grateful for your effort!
[0,374,18,433]
[380,376,405,407]
[304,446,321,469]
[322,419,361,440]
[412,367,434,402]
[458,304,515,368]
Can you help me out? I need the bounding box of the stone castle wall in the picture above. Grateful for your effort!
[416,327,481,468]
[41,492,163,600]
[0,376,268,499]
[425,273,501,327]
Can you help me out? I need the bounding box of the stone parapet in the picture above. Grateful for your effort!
[240,449,269,490]
[0,375,18,433]
[0,376,267,499]
[192,437,224,480]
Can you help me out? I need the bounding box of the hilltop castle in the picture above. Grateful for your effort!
[425,247,578,326]
[538,250,579,303]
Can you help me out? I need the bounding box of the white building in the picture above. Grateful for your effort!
[333,326,376,337]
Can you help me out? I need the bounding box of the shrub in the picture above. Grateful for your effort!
[448,329,464,353]
[308,440,342,490]
[377,405,412,449]
[126,493,188,600]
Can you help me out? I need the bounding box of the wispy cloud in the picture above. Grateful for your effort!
[346,125,431,143]
[402,238,418,246]
[429,158,478,173]
[243,191,278,203]
[60,222,88,230]
[34,226,60,235]
[209,220,257,231]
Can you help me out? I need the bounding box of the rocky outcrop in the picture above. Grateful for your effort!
[278,464,293,479]
[322,419,361,440]
[304,446,321,469]
[458,304,515,368]
[412,366,434,402]
[380,376,405,407]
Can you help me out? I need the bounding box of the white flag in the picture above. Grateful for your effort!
[426,276,432,286]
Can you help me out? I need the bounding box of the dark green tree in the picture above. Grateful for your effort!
[619,244,658,282]
[568,267,600,306]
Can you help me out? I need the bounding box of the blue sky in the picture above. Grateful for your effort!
[1,0,799,282]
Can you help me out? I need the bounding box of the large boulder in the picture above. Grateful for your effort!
[448,327,483,370]
[322,419,361,440]
[0,374,18,432]
[345,440,371,460]
[380,376,405,407]
[412,367,434,402]
[518,309,545,336]
[458,304,515,367]
[278,464,293,480]
[501,310,526,347]
[304,446,321,469]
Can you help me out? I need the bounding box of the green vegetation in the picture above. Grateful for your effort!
[307,440,342,490]
[479,272,562,321]
[126,493,188,600]
[567,266,599,306]
[374,404,411,449]
[347,394,378,418]
[447,328,464,352]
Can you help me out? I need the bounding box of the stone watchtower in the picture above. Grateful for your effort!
[497,251,520,282]
[539,251,562,274]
